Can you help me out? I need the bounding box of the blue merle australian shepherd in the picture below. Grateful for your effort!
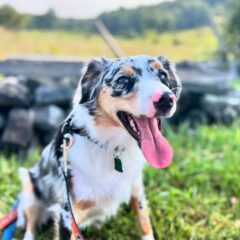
[17,55,181,240]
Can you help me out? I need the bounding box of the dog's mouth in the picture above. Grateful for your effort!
[117,111,173,169]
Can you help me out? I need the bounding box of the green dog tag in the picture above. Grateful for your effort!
[114,156,123,173]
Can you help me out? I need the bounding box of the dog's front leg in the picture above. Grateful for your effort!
[131,175,154,240]
[70,200,95,240]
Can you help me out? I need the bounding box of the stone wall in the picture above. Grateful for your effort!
[0,60,239,151]
[0,76,77,151]
[170,61,240,126]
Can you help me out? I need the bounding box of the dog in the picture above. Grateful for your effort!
[17,55,181,240]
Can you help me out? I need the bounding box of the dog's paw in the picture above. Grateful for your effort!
[93,220,104,229]
[141,233,155,240]
[23,231,34,240]
[18,167,29,182]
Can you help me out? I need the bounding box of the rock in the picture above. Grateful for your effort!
[33,105,65,146]
[169,91,204,125]
[201,93,240,124]
[177,60,232,95]
[177,60,199,69]
[177,60,227,73]
[187,109,209,126]
[0,113,5,130]
[18,76,41,92]
[228,89,240,99]
[0,77,30,108]
[33,105,65,131]
[34,83,74,107]
[38,131,56,146]
[2,109,34,148]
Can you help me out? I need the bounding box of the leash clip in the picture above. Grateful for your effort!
[61,133,74,174]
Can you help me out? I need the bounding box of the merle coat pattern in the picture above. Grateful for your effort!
[17,55,181,240]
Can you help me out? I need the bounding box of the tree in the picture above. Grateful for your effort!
[226,0,240,57]
[0,4,26,29]
[30,9,57,29]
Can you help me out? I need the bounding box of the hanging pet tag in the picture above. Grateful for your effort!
[114,156,123,173]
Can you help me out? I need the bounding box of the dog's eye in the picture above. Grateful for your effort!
[116,77,130,85]
[158,71,170,88]
[111,76,135,96]
[159,71,168,81]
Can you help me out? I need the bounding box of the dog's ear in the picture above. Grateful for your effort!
[74,58,108,105]
[157,55,173,71]
[157,55,182,100]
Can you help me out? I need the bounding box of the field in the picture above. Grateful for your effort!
[1,123,240,239]
[0,27,217,61]
[0,25,239,239]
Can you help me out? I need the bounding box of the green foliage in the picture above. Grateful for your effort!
[232,78,240,89]
[225,0,240,57]
[1,123,240,239]
[29,9,57,30]
[0,0,230,38]
[0,4,28,29]
[226,0,240,37]
[0,0,224,37]
[26,9,96,33]
[202,0,227,6]
[99,1,211,37]
[0,151,40,214]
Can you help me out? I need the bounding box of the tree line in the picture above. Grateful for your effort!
[0,0,227,37]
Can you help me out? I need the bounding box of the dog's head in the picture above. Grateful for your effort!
[75,55,181,169]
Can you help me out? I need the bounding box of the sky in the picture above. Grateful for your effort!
[0,0,165,19]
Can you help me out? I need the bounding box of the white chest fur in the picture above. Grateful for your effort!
[68,135,145,222]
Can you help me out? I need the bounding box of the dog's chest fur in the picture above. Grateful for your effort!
[69,135,145,222]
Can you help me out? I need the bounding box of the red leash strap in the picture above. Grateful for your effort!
[0,209,18,230]
[71,215,84,240]
[62,134,84,240]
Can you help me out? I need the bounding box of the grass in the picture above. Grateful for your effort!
[232,78,240,89]
[0,27,217,61]
[0,123,240,239]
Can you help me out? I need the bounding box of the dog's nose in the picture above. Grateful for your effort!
[153,92,175,112]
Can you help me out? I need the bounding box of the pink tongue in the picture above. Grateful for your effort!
[134,118,173,169]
